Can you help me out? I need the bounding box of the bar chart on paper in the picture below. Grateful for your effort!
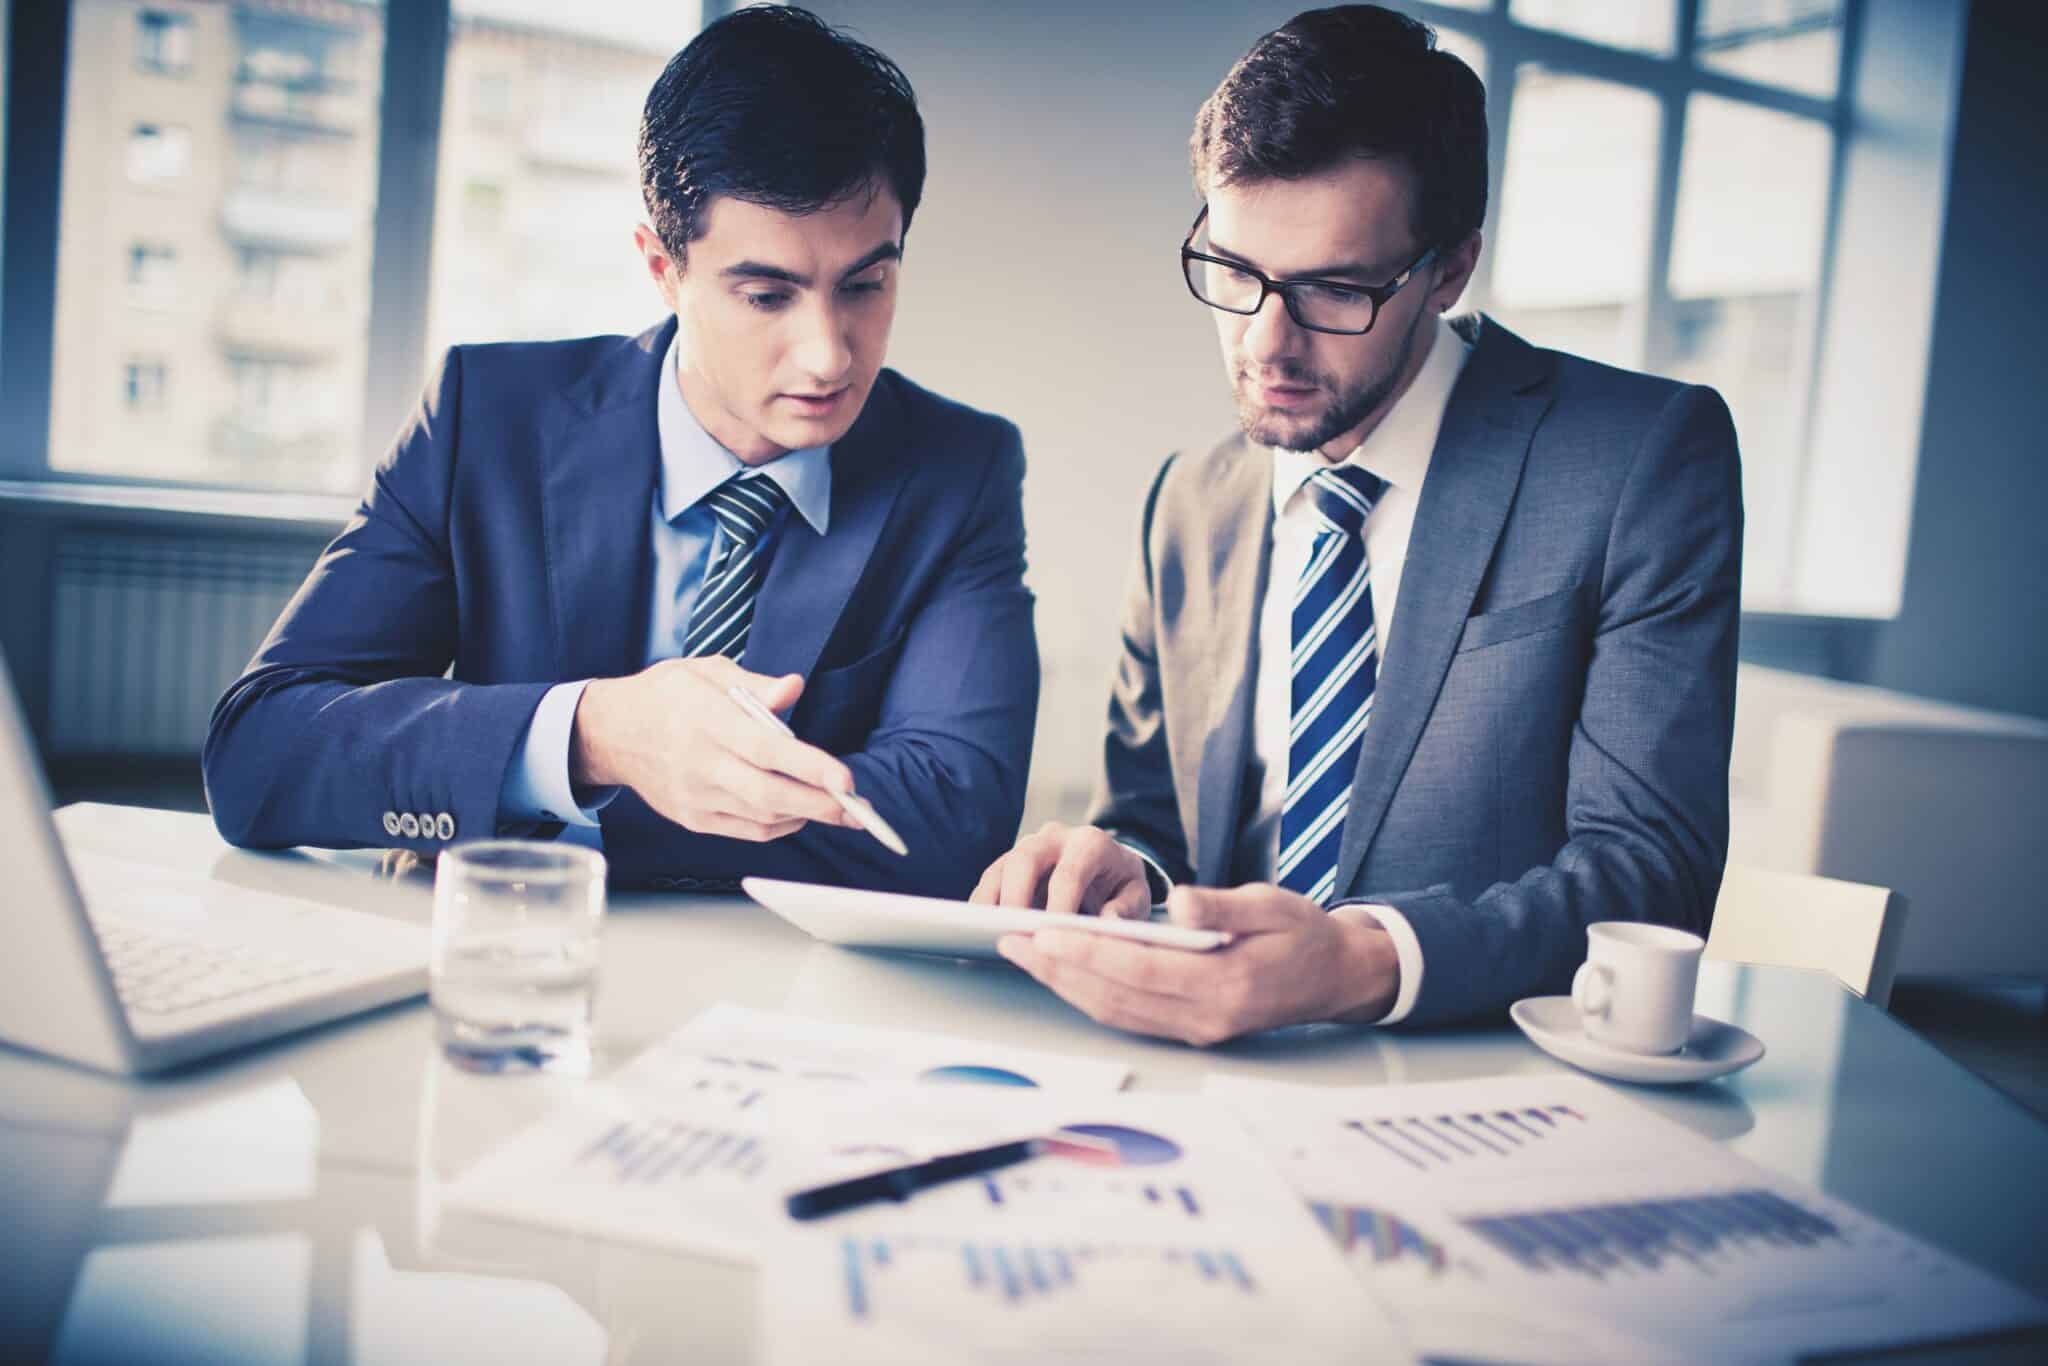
[575,1115,770,1186]
[837,1234,1260,1318]
[1211,1073,2048,1364]
[1463,1187,1845,1281]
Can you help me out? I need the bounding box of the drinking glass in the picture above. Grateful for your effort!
[430,840,605,1074]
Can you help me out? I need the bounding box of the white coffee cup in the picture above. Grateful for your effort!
[1570,922,1705,1055]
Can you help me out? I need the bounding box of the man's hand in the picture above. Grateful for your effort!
[968,822,1151,919]
[570,656,857,842]
[996,884,1400,1045]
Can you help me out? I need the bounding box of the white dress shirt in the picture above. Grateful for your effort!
[1249,313,1472,1023]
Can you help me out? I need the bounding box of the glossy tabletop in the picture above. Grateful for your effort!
[4,804,2045,1364]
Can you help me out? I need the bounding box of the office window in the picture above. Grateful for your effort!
[123,361,168,411]
[126,123,190,184]
[1427,1,1894,610]
[1489,69,1661,370]
[1508,0,1679,56]
[49,0,386,494]
[125,243,178,308]
[134,8,193,76]
[1696,0,1844,99]
[426,3,702,357]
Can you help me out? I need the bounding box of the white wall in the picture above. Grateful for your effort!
[808,0,1317,825]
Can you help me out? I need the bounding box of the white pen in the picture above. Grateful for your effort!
[725,685,909,857]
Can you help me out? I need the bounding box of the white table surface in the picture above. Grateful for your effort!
[4,803,2045,1364]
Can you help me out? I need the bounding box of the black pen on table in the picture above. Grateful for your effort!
[786,1137,1041,1220]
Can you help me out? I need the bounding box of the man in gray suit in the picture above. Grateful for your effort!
[972,5,1741,1041]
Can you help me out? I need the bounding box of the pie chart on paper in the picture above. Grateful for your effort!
[917,1064,1040,1087]
[1046,1123,1184,1167]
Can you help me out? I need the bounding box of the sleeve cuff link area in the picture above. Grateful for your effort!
[384,809,457,842]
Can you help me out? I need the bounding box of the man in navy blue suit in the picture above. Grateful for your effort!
[204,7,1038,896]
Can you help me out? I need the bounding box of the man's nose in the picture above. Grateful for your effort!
[1240,290,1304,368]
[791,300,854,383]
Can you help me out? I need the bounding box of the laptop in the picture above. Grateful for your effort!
[0,647,429,1076]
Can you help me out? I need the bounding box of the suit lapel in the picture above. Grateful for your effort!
[542,320,668,679]
[744,376,911,683]
[1188,443,1273,887]
[1332,318,1555,895]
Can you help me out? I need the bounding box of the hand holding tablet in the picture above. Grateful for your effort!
[740,878,1232,960]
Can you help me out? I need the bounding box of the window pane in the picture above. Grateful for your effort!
[1510,0,1678,56]
[50,1,386,493]
[1488,67,1662,369]
[428,2,704,358]
[1667,95,1833,605]
[1697,0,1843,99]
[135,8,194,76]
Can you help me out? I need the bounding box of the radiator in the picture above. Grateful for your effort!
[46,532,315,756]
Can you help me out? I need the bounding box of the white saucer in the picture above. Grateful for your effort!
[1510,996,1765,1085]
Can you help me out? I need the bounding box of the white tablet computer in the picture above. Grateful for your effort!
[741,878,1231,959]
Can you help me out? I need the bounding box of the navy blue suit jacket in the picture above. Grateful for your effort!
[204,319,1040,896]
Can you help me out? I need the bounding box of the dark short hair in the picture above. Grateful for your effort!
[639,5,925,267]
[1191,5,1487,251]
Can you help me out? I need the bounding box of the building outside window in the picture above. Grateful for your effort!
[134,6,193,76]
[125,122,190,183]
[123,360,168,411]
[125,243,178,308]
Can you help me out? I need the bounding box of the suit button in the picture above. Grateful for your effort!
[435,812,456,840]
[399,813,420,838]
[416,812,435,839]
[382,811,402,836]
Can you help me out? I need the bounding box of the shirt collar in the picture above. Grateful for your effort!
[1270,312,1473,519]
[656,329,832,534]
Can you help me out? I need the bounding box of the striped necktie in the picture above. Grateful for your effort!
[1276,465,1387,905]
[678,474,790,659]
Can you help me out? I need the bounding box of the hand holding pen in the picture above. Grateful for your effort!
[726,684,907,856]
[570,656,891,846]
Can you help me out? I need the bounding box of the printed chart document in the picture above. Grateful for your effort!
[759,1086,1409,1366]
[443,1007,1128,1262]
[1207,1073,2047,1365]
[618,1002,1130,1093]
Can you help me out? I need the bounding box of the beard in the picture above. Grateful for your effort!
[1230,308,1426,453]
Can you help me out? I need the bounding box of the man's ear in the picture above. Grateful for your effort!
[632,223,683,310]
[1429,230,1482,314]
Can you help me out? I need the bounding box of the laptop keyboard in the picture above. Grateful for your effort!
[91,918,338,1017]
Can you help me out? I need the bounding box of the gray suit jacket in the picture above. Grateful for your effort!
[1088,316,1742,1026]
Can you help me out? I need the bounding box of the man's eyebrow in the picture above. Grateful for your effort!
[1205,237,1385,282]
[722,261,809,286]
[837,242,902,280]
[719,242,903,288]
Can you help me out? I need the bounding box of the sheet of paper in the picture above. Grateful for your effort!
[444,1007,1129,1262]
[1207,1073,2047,1365]
[758,1086,1410,1366]
[620,1002,1131,1093]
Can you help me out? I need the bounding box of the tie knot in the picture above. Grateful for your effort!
[1306,465,1386,536]
[703,475,789,548]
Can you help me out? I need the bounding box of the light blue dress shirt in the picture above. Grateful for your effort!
[497,331,832,846]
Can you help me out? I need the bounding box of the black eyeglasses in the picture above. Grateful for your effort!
[1180,206,1438,336]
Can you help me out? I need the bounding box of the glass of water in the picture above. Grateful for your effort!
[430,840,606,1074]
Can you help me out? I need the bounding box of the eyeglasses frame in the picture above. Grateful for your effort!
[1179,205,1439,336]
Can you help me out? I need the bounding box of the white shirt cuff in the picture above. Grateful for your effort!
[1331,902,1424,1024]
[500,680,614,828]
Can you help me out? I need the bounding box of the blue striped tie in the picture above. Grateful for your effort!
[1276,465,1386,905]
[678,474,789,659]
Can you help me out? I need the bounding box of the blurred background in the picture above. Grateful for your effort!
[1,2,2043,1074]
